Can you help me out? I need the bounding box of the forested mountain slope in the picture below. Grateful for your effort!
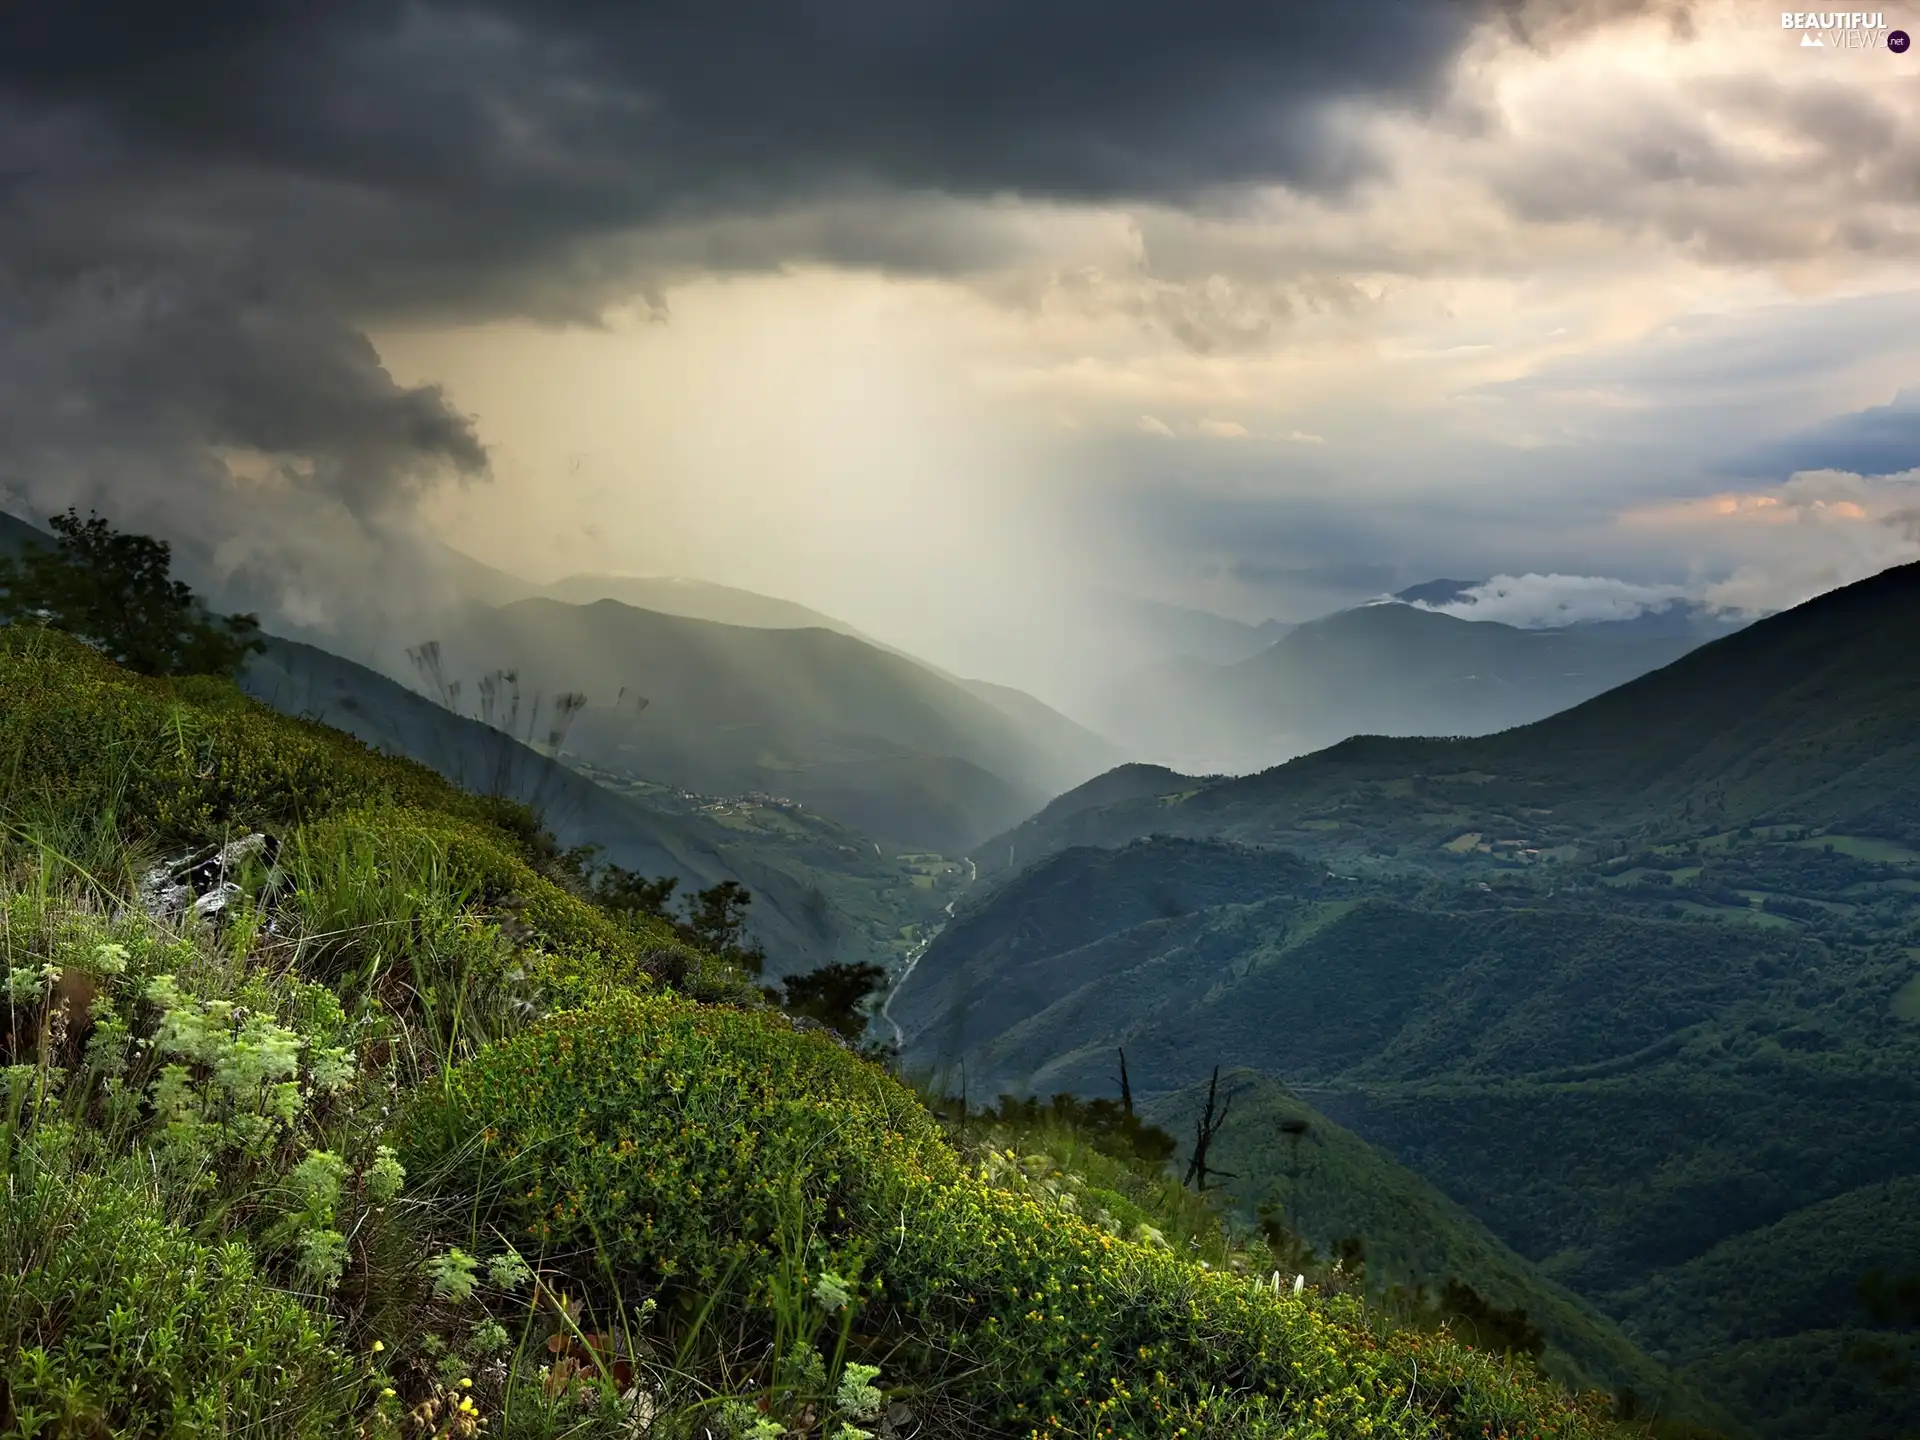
[905,562,1920,1440]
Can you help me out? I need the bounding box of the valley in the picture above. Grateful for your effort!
[891,562,1920,1440]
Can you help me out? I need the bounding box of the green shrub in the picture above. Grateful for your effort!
[410,991,945,1300]
[0,1131,362,1438]
[417,996,1623,1439]
[864,1152,1616,1438]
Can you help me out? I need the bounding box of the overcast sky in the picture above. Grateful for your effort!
[4,0,1919,685]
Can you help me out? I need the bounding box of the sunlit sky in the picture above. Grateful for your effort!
[5,0,1919,688]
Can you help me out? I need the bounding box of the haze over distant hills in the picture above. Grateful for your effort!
[430,596,1116,855]
[235,541,1115,856]
[7,515,1112,858]
[985,558,1920,874]
[1075,589,1297,668]
[440,545,880,641]
[1081,591,1749,776]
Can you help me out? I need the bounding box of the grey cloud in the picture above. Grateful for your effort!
[1728,389,1920,480]
[0,252,488,646]
[1480,290,1920,421]
[1071,416,1793,616]
[1489,72,1920,264]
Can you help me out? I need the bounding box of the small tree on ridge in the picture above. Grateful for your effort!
[0,509,265,678]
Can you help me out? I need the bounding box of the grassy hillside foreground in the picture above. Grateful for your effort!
[0,625,1647,1439]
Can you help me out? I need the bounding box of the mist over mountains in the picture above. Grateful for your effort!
[1076,581,1753,776]
[2,500,1764,836]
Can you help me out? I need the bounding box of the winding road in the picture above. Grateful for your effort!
[880,855,973,1049]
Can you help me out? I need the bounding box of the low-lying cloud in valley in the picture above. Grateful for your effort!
[1409,573,1695,626]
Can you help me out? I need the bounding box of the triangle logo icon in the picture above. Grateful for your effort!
[1800,31,1825,45]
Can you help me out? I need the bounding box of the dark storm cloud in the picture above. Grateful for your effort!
[1729,390,1920,480]
[0,0,1678,642]
[0,253,490,645]
[1,0,1684,312]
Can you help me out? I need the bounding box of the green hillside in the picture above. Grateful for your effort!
[1614,1176,1920,1361]
[887,838,1337,1066]
[244,636,740,887]
[438,596,1116,853]
[903,834,1920,1437]
[0,621,1644,1440]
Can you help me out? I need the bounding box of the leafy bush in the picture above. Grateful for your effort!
[777,959,889,1040]
[410,992,945,1300]
[416,995,1624,1439]
[969,1090,1181,1169]
[0,1131,361,1438]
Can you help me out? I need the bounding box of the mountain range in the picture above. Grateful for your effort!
[1079,597,1745,776]
[897,560,1920,1440]
[984,560,1920,874]
[426,595,1116,854]
[6,514,1118,857]
[416,544,1122,852]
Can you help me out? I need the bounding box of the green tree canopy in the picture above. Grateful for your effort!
[0,509,265,678]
